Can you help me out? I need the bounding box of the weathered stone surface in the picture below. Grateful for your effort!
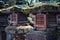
[26,31,46,40]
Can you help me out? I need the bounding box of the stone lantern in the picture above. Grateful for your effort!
[5,24,33,40]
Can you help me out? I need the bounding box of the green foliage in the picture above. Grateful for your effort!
[7,0,16,6]
[0,1,5,9]
[27,14,34,24]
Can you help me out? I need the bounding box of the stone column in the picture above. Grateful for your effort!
[6,33,12,40]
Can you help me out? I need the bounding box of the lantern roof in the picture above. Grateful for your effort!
[0,2,59,13]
